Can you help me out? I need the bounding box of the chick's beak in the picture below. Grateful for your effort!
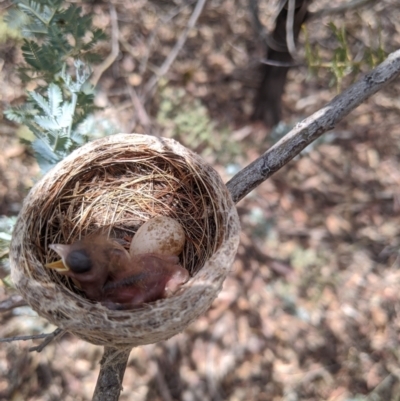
[45,244,71,272]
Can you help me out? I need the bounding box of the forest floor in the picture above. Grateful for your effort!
[1,0,400,400]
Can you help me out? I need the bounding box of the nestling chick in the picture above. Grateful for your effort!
[45,217,189,309]
[45,235,131,301]
[102,253,189,309]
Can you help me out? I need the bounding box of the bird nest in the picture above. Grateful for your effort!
[10,134,240,347]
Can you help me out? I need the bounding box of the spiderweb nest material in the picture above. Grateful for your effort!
[10,134,240,347]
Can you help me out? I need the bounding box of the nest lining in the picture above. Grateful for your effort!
[10,134,240,347]
[44,150,222,275]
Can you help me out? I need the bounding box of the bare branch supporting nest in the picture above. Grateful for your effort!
[92,347,131,401]
[228,49,400,203]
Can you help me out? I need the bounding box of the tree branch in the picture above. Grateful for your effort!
[92,346,132,401]
[227,49,400,203]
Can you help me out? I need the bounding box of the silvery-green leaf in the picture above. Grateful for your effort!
[34,116,61,130]
[29,90,51,115]
[31,138,58,162]
[0,233,12,241]
[48,83,63,117]
[5,8,31,31]
[57,102,74,127]
[32,139,60,172]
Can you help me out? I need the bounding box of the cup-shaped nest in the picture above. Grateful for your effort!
[10,134,240,347]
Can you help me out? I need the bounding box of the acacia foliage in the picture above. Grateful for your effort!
[5,0,107,172]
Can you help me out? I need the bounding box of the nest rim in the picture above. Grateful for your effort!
[10,134,240,347]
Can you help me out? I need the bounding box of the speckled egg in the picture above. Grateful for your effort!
[130,216,186,256]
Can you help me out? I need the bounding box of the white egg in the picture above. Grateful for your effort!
[129,216,186,256]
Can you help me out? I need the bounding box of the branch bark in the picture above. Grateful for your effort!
[228,49,400,204]
[92,346,132,401]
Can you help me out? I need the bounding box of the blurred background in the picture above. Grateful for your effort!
[0,0,400,400]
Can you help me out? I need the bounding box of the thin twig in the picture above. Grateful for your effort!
[118,1,197,74]
[29,327,65,352]
[92,346,132,401]
[227,49,400,203]
[310,0,375,20]
[140,0,198,74]
[91,4,120,87]
[0,327,63,346]
[118,36,138,60]
[142,0,207,99]
[260,58,299,67]
[0,333,51,343]
[126,81,151,127]
[0,294,27,312]
[139,29,158,76]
